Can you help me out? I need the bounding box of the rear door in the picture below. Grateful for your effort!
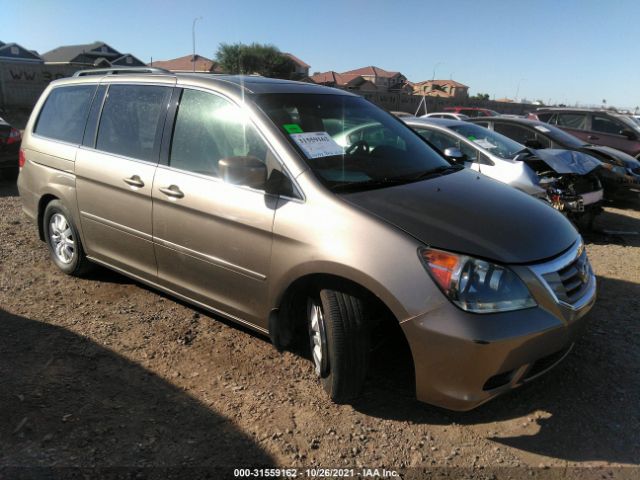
[75,81,173,280]
[152,87,282,327]
[550,112,589,142]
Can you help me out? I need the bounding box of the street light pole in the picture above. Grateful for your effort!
[432,61,444,81]
[515,78,526,102]
[192,16,203,72]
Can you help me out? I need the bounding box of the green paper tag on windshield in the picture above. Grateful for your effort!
[283,123,303,134]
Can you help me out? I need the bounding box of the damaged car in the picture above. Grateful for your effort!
[469,116,640,203]
[403,118,604,229]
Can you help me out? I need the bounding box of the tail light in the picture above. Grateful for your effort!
[19,148,26,169]
[6,127,21,145]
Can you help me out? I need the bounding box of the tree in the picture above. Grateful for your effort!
[471,92,490,101]
[215,42,295,79]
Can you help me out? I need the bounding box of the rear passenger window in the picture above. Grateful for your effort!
[35,85,96,144]
[556,113,587,130]
[170,89,271,183]
[96,85,170,162]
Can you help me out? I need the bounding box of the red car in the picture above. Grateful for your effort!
[0,116,21,179]
[444,106,500,118]
[529,108,640,159]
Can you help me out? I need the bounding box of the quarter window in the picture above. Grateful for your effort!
[96,84,170,162]
[170,89,273,186]
[34,85,96,144]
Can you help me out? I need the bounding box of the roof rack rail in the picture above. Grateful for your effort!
[73,67,172,77]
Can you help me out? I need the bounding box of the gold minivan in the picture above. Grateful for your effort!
[18,68,596,410]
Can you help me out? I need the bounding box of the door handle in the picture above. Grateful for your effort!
[123,175,144,188]
[588,135,599,140]
[159,185,184,199]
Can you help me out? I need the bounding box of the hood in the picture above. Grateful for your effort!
[344,169,578,264]
[529,149,602,175]
[581,145,640,171]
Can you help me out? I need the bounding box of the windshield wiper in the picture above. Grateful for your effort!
[406,163,464,181]
[330,164,464,193]
[513,148,535,160]
[331,177,411,193]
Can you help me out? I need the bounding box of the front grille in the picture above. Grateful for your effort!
[541,248,591,305]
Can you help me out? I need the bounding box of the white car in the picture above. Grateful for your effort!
[421,112,470,121]
[403,117,605,228]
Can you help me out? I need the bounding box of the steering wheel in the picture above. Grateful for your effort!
[346,140,369,156]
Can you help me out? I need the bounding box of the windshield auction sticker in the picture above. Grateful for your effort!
[472,138,496,149]
[283,123,303,134]
[290,132,344,158]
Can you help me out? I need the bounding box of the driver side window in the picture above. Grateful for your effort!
[170,89,276,189]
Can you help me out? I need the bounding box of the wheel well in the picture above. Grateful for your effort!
[271,273,403,349]
[37,194,58,241]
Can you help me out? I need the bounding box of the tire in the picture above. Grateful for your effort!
[308,288,370,403]
[43,200,92,276]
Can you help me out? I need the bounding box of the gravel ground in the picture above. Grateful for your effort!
[0,178,638,479]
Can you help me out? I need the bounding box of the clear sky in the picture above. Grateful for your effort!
[4,0,639,107]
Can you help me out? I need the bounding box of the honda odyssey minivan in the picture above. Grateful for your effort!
[18,68,596,410]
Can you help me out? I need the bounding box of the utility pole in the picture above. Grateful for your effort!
[192,16,203,72]
[515,78,525,102]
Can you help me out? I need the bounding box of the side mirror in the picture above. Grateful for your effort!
[443,147,465,163]
[524,139,544,149]
[620,129,637,140]
[265,169,295,197]
[218,156,267,189]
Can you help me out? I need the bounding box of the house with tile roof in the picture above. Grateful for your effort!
[283,53,310,79]
[149,54,223,73]
[341,66,407,91]
[308,65,408,92]
[42,41,145,67]
[412,79,469,99]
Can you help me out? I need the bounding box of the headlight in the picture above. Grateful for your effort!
[419,247,537,313]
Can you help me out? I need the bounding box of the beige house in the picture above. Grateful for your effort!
[412,79,469,99]
[283,53,310,79]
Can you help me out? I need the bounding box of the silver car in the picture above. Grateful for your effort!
[404,117,605,227]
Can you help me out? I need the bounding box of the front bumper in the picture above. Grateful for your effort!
[401,241,596,411]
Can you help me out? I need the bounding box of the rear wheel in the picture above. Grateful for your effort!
[308,288,370,403]
[43,200,92,276]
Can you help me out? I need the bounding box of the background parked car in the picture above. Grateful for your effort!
[444,106,499,118]
[529,108,640,159]
[403,117,604,229]
[421,112,470,121]
[0,116,21,179]
[470,117,640,202]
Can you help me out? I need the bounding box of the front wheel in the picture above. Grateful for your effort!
[308,288,370,403]
[43,200,92,276]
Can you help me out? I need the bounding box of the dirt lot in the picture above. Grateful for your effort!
[0,178,638,479]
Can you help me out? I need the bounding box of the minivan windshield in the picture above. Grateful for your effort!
[448,123,524,159]
[255,93,453,192]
